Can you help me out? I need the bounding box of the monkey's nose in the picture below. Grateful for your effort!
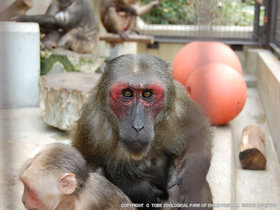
[132,125,144,133]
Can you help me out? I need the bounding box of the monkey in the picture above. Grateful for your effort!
[13,0,99,54]
[100,0,137,39]
[0,0,33,21]
[72,54,213,209]
[19,143,136,210]
[100,0,159,40]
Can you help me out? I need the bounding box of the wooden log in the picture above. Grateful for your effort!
[39,72,100,131]
[99,33,154,44]
[239,125,266,170]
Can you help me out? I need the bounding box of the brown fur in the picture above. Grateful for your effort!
[20,143,135,210]
[72,54,213,209]
[0,0,33,20]
[13,0,99,54]
[100,0,138,39]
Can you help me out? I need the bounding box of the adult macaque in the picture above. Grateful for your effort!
[20,143,135,210]
[13,0,99,54]
[72,54,213,209]
[100,0,159,39]
[0,0,33,20]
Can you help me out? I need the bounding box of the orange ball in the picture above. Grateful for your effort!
[185,63,247,125]
[172,41,243,85]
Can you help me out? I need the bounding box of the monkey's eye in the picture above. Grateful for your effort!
[142,90,153,98]
[122,89,134,98]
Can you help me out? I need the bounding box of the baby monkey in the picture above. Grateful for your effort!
[19,143,135,210]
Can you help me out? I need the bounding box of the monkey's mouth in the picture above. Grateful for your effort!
[122,139,149,156]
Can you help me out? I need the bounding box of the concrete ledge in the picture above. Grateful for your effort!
[231,88,280,207]
[257,50,280,159]
[207,126,235,207]
[245,49,267,75]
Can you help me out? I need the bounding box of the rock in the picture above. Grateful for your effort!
[39,72,100,131]
[40,48,105,75]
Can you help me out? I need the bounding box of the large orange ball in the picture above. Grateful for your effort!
[185,63,247,125]
[172,41,243,85]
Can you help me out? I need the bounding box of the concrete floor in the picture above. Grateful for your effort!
[0,108,71,210]
[208,88,280,209]
[0,88,280,210]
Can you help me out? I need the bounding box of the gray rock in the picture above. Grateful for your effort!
[39,72,100,131]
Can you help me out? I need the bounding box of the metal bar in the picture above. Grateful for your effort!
[262,0,270,45]
[253,1,261,41]
[275,0,280,45]
[268,0,279,50]
[153,36,261,45]
[269,43,280,58]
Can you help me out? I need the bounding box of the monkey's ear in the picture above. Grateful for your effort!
[59,173,76,195]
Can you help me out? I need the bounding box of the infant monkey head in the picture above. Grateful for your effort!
[20,143,135,210]
[19,143,88,209]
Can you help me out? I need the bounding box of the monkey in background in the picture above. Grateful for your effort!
[19,143,135,210]
[72,54,213,209]
[0,0,33,21]
[13,0,99,54]
[100,0,159,40]
[100,0,137,39]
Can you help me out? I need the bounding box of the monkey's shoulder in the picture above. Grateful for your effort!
[155,81,211,156]
[81,173,132,209]
[87,173,122,193]
[170,81,206,123]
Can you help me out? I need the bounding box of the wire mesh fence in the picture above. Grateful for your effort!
[275,1,280,47]
[138,0,263,43]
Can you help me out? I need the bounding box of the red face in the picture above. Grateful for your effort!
[110,82,164,119]
[109,82,165,155]
[21,179,44,210]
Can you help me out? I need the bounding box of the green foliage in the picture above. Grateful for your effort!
[141,0,192,24]
[217,1,255,26]
[141,0,256,26]
[41,54,77,75]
